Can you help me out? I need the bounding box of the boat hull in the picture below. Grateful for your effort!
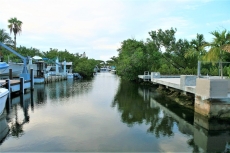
[0,63,24,78]
[0,88,9,115]
[67,73,74,79]
[0,114,9,142]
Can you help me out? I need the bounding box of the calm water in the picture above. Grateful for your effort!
[0,72,230,152]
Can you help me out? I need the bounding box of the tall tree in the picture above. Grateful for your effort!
[149,28,184,70]
[8,17,23,50]
[204,29,230,78]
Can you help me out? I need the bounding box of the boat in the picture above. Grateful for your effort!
[0,88,9,115]
[0,62,24,79]
[73,73,83,79]
[46,65,64,76]
[0,114,9,143]
[110,70,116,74]
[67,73,74,79]
[0,62,9,70]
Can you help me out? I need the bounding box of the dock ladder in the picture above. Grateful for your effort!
[143,71,150,81]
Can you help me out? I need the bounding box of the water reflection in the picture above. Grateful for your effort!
[138,84,230,153]
[112,80,157,126]
[6,92,33,138]
[1,73,230,152]
[46,79,93,100]
[34,84,47,105]
[0,114,9,144]
[2,79,94,140]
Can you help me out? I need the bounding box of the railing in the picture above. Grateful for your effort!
[143,71,150,81]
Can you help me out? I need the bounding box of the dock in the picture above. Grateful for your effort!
[34,75,67,84]
[138,72,230,119]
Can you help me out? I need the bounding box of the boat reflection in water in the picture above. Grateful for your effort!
[2,79,91,140]
[0,114,9,144]
[137,86,230,153]
[3,83,47,139]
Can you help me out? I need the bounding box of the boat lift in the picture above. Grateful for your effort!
[0,42,30,80]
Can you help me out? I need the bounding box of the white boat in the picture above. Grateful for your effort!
[0,62,24,78]
[46,65,64,76]
[67,73,74,79]
[110,70,116,74]
[0,88,9,115]
[0,114,9,143]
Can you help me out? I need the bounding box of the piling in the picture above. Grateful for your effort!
[9,69,12,79]
[30,69,34,90]
[20,77,24,94]
[6,79,11,100]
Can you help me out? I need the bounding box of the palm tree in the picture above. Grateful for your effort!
[185,34,207,77]
[0,29,14,61]
[8,17,23,50]
[185,34,207,59]
[0,29,13,45]
[204,29,230,78]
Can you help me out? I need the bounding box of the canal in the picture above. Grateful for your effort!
[0,72,230,152]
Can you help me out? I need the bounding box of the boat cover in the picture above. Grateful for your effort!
[0,62,9,69]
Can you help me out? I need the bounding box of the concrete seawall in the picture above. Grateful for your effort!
[138,72,230,119]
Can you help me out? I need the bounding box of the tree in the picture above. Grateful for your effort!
[74,58,99,78]
[204,29,230,78]
[149,28,184,70]
[185,34,207,60]
[185,34,207,76]
[8,17,23,50]
[145,38,162,71]
[0,29,13,46]
[116,39,147,80]
[0,29,14,61]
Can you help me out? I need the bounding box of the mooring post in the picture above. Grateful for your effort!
[20,77,24,94]
[6,79,11,100]
[9,69,12,79]
[31,91,34,111]
[197,61,201,78]
[30,68,34,91]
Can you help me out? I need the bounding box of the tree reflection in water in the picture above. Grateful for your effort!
[112,79,203,152]
[112,80,179,138]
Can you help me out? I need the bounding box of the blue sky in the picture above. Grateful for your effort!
[0,0,229,61]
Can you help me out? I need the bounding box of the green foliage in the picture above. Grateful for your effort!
[185,33,207,61]
[74,58,99,78]
[0,29,14,61]
[115,28,230,80]
[225,66,230,77]
[209,67,219,76]
[0,29,13,47]
[201,68,209,75]
[116,39,149,80]
[204,29,230,78]
[158,64,169,74]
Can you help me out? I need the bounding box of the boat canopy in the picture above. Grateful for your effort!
[0,62,9,69]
